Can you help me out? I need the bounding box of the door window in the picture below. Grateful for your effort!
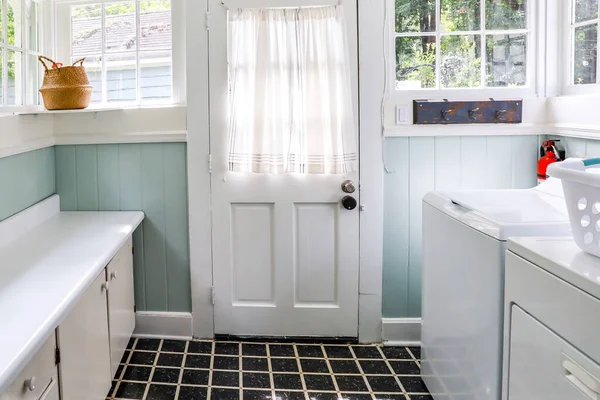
[227,6,357,174]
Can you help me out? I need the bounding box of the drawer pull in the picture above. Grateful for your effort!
[563,355,600,399]
[24,376,36,391]
[110,271,117,280]
[101,282,109,292]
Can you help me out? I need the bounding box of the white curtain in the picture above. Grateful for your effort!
[228,6,357,174]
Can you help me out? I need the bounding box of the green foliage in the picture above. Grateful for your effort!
[395,0,528,89]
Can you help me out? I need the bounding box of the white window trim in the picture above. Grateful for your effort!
[560,0,600,96]
[386,0,539,100]
[0,0,46,111]
[51,0,186,108]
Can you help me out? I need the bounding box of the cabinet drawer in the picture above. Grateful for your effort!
[0,335,57,400]
[509,306,600,400]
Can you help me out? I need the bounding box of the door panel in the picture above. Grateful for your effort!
[294,203,338,306]
[231,203,275,305]
[209,0,359,337]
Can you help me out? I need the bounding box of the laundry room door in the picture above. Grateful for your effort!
[208,0,360,337]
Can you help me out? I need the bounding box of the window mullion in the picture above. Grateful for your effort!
[136,0,140,104]
[597,20,600,84]
[2,0,7,105]
[435,0,441,89]
[21,0,26,105]
[101,3,107,104]
[480,0,486,88]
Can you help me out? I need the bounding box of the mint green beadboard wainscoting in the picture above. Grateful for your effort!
[55,143,190,313]
[0,147,56,221]
[382,135,540,318]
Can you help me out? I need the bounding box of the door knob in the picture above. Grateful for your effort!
[341,180,356,194]
[24,377,35,391]
[341,196,357,210]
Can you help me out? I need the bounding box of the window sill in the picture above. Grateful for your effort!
[10,103,185,116]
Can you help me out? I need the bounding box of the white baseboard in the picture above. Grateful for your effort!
[382,318,422,346]
[134,311,193,340]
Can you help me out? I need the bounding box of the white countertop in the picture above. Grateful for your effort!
[0,200,143,391]
[508,236,600,300]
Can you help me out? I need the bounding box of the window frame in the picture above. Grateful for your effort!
[52,0,186,107]
[387,0,538,99]
[560,0,600,96]
[0,0,45,110]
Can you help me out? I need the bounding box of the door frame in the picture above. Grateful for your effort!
[185,0,385,342]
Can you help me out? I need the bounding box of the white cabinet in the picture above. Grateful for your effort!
[508,306,600,400]
[38,379,59,400]
[57,272,112,400]
[0,335,58,400]
[107,237,135,378]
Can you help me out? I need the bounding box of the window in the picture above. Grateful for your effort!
[394,0,529,91]
[0,0,43,106]
[56,0,177,105]
[569,0,599,87]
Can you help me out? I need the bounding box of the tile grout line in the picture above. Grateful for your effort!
[238,342,243,399]
[321,344,342,399]
[348,345,377,399]
[141,339,162,400]
[377,345,409,400]
[112,338,138,399]
[206,341,215,400]
[292,344,309,400]
[265,344,277,400]
[406,347,421,368]
[175,341,190,400]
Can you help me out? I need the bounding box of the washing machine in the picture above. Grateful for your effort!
[421,178,571,400]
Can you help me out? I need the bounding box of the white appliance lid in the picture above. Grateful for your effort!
[424,178,572,240]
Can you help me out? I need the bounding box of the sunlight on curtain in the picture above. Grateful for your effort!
[228,6,357,174]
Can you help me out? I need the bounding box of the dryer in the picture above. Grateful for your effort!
[503,237,600,400]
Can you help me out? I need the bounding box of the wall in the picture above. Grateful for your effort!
[559,136,600,158]
[382,135,540,318]
[0,146,56,221]
[547,95,600,136]
[55,143,190,313]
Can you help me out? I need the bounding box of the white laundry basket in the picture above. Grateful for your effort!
[548,158,600,257]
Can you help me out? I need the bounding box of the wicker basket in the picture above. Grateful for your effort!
[39,56,93,110]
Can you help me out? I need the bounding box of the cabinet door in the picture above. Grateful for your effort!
[57,272,111,400]
[0,335,57,400]
[107,237,135,378]
[38,379,59,400]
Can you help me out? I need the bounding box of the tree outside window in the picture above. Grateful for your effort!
[395,0,528,90]
[0,0,42,106]
[572,0,599,85]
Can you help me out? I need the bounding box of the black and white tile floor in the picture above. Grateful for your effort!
[107,338,432,400]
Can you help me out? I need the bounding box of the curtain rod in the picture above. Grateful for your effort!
[221,0,341,9]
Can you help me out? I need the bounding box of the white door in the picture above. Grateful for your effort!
[209,0,360,337]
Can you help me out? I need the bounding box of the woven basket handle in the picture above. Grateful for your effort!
[72,58,86,67]
[38,55,61,72]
